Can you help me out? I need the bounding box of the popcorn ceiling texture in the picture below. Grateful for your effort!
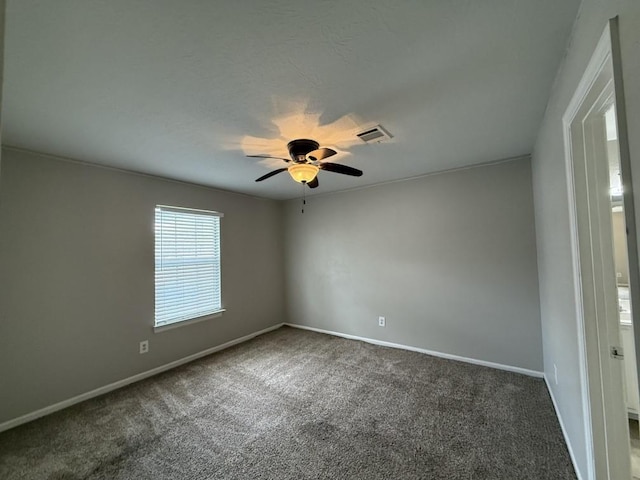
[2,0,580,199]
[0,327,575,479]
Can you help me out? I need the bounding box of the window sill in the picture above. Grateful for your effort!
[154,309,226,333]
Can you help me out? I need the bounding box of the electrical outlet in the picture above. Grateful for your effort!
[554,364,558,385]
[139,340,149,354]
[378,316,386,327]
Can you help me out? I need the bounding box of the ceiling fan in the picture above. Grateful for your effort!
[248,139,362,189]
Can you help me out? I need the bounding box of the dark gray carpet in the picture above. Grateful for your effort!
[0,326,576,479]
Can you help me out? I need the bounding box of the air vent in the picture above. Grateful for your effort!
[356,124,393,144]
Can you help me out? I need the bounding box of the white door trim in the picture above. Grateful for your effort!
[563,23,610,480]
[562,18,636,480]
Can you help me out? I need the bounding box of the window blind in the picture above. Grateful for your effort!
[154,206,222,327]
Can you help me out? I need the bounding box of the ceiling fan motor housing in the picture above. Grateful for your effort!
[287,139,319,162]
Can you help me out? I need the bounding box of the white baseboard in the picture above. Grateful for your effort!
[544,375,584,480]
[0,323,284,433]
[284,323,544,378]
[0,322,546,434]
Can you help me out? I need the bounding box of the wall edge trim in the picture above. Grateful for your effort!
[0,323,285,433]
[544,375,586,480]
[297,154,532,202]
[284,323,543,377]
[1,145,278,202]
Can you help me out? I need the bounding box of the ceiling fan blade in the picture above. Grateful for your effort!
[255,168,288,182]
[247,154,290,163]
[319,162,363,177]
[307,148,337,162]
[307,177,319,189]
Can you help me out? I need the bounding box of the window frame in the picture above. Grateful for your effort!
[153,205,224,332]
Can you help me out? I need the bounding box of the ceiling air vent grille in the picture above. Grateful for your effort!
[356,125,393,144]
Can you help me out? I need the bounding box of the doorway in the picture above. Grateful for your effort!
[604,100,640,480]
[605,103,640,478]
[563,18,640,480]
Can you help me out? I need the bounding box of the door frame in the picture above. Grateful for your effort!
[563,17,639,480]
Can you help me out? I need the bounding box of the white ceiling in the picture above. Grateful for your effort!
[2,0,581,200]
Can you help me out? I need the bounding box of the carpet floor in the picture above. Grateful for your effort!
[0,326,576,479]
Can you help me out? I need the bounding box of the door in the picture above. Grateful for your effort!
[563,18,640,480]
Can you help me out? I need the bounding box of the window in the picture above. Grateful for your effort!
[154,205,223,328]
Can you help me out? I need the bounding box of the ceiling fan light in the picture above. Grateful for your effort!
[288,164,319,184]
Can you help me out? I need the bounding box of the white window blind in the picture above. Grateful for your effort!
[154,206,222,327]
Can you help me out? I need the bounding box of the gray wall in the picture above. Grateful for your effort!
[0,0,5,181]
[284,158,542,372]
[0,148,285,424]
[531,1,640,478]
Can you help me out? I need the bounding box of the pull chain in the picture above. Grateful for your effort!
[301,182,306,214]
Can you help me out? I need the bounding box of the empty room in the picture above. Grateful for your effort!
[1,1,640,479]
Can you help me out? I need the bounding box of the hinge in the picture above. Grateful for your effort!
[611,346,624,359]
